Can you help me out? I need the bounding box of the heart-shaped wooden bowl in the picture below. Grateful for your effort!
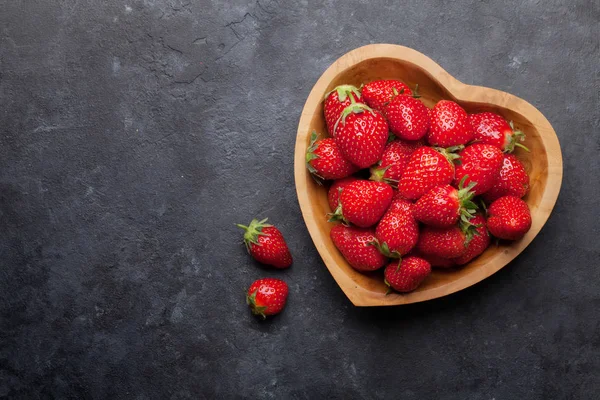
[294,44,563,306]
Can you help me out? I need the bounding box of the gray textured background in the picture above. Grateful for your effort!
[1,0,599,399]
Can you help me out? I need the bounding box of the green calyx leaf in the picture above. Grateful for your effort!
[246,290,267,319]
[327,201,348,225]
[384,278,393,295]
[412,83,421,99]
[457,175,478,224]
[434,145,463,164]
[459,220,480,247]
[305,131,324,183]
[506,122,530,153]
[369,240,402,259]
[235,218,271,252]
[333,103,376,134]
[369,165,397,187]
[324,84,362,103]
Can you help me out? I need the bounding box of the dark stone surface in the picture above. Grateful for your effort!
[1,0,598,399]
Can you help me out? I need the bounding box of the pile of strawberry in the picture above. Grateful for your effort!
[306,80,532,293]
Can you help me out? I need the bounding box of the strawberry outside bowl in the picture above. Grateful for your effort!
[294,44,563,306]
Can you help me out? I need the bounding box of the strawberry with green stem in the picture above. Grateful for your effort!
[397,145,462,200]
[362,80,413,114]
[329,180,394,228]
[324,85,363,136]
[305,131,358,181]
[370,139,424,185]
[236,218,293,268]
[414,175,478,228]
[330,224,387,272]
[246,278,288,319]
[452,214,490,265]
[334,103,389,168]
[373,197,419,258]
[384,256,431,293]
[469,112,529,153]
[416,223,478,259]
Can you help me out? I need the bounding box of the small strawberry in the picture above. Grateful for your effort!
[374,197,419,257]
[246,278,288,319]
[452,214,490,265]
[385,95,430,141]
[397,146,460,200]
[369,139,424,184]
[328,177,358,211]
[329,180,394,228]
[384,256,431,293]
[417,224,476,259]
[427,100,474,147]
[236,218,293,268]
[469,112,529,153]
[482,154,530,202]
[454,143,504,195]
[324,85,363,136]
[362,80,412,114]
[334,103,389,168]
[414,176,478,228]
[305,131,358,180]
[486,196,532,240]
[330,224,387,272]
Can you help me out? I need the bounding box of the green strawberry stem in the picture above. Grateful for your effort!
[324,84,362,103]
[457,175,478,225]
[305,131,324,184]
[434,145,463,165]
[369,239,402,259]
[412,83,421,98]
[246,290,267,319]
[369,165,398,187]
[508,122,530,153]
[327,201,348,225]
[236,218,271,252]
[384,279,393,295]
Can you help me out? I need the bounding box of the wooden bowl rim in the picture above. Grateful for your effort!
[294,44,563,306]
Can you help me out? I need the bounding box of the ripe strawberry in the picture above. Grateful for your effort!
[482,154,530,202]
[305,131,358,180]
[362,80,412,114]
[324,85,363,136]
[334,103,389,168]
[330,180,393,228]
[385,95,430,141]
[384,256,431,293]
[454,143,504,195]
[469,112,528,153]
[417,224,476,259]
[330,224,387,272]
[397,146,460,200]
[486,196,532,240]
[452,214,490,265]
[370,139,424,184]
[236,218,293,268]
[427,100,474,147]
[414,176,478,228]
[328,177,358,211]
[246,278,288,319]
[374,197,419,257]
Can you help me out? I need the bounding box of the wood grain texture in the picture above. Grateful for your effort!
[294,44,563,307]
